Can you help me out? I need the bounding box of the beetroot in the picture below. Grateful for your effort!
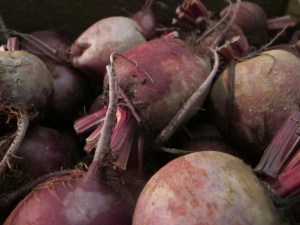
[209,49,300,161]
[0,126,80,194]
[19,30,91,122]
[0,49,53,113]
[70,16,146,80]
[74,36,213,173]
[45,61,89,122]
[3,171,133,225]
[14,126,80,180]
[110,37,212,133]
[133,151,286,225]
[3,53,133,225]
[220,1,268,46]
[0,38,53,173]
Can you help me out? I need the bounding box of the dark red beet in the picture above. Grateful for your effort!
[3,51,134,225]
[3,171,133,225]
[15,126,80,180]
[220,1,268,46]
[110,37,212,133]
[45,60,90,122]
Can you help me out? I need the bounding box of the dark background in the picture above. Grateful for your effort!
[0,0,289,43]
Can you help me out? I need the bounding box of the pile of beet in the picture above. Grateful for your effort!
[1,0,300,224]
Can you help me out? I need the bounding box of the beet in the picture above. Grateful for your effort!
[0,125,81,216]
[0,39,54,174]
[45,61,90,123]
[220,1,268,46]
[110,37,212,133]
[209,49,300,162]
[15,126,80,180]
[70,16,146,80]
[3,52,134,225]
[3,171,133,225]
[0,50,53,112]
[133,151,286,225]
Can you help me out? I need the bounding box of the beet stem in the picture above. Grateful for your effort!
[212,0,241,48]
[260,23,295,51]
[87,53,119,175]
[156,48,219,145]
[114,52,154,83]
[160,147,194,155]
[197,0,232,43]
[254,111,300,178]
[0,113,29,174]
[119,87,142,124]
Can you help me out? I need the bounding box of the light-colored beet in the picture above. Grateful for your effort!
[209,49,300,160]
[133,151,287,225]
[70,16,146,79]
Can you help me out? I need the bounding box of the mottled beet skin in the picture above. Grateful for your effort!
[112,37,212,133]
[133,151,287,225]
[210,50,300,160]
[4,173,132,225]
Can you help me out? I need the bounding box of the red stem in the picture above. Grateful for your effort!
[254,111,300,179]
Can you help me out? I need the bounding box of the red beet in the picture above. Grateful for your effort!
[220,1,268,46]
[3,52,133,225]
[0,38,53,174]
[209,49,300,161]
[133,151,286,225]
[110,36,212,133]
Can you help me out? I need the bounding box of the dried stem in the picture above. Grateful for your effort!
[0,113,29,174]
[211,0,241,49]
[118,87,142,124]
[87,53,119,176]
[197,0,232,43]
[260,23,295,51]
[156,48,220,145]
[160,147,195,155]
